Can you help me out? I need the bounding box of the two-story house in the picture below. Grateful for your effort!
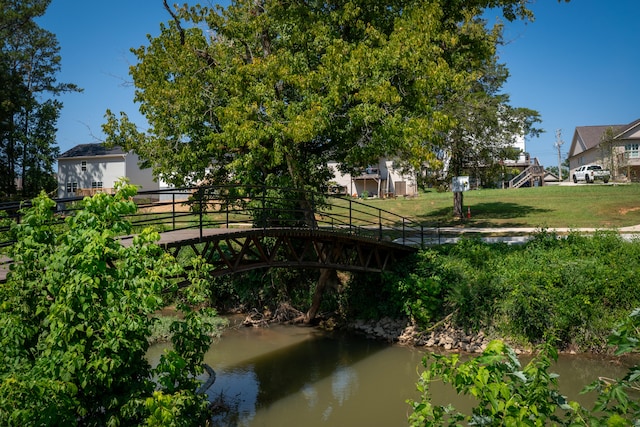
[568,118,640,182]
[57,143,158,198]
[328,159,418,198]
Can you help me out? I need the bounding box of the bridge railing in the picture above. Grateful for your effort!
[130,185,436,247]
[0,185,437,249]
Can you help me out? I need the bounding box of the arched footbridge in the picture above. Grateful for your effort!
[0,185,440,282]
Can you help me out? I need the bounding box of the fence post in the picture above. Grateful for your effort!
[402,217,406,244]
[199,190,203,242]
[378,210,382,241]
[311,190,316,230]
[262,185,267,230]
[349,198,353,234]
[172,193,176,231]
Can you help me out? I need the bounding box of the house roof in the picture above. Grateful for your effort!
[569,118,640,158]
[58,143,126,159]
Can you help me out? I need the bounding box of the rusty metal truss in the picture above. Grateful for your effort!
[162,228,415,278]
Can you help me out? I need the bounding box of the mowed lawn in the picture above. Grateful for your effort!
[358,183,640,229]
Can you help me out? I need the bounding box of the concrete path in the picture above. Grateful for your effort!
[400,224,640,246]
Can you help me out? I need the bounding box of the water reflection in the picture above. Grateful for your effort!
[147,324,638,427]
[202,330,389,425]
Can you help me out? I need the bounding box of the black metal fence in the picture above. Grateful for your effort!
[0,185,439,249]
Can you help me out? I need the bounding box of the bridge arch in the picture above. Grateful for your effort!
[1,185,439,285]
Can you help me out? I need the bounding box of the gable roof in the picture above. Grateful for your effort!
[569,118,640,158]
[614,118,640,139]
[58,143,126,159]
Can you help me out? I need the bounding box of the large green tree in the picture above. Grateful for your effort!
[105,0,546,205]
[0,0,80,199]
[103,0,560,322]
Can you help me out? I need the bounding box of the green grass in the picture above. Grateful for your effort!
[357,183,640,229]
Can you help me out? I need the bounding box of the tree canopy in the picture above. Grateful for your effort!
[104,0,547,197]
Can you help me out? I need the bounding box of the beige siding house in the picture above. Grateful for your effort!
[568,118,640,182]
[328,159,418,198]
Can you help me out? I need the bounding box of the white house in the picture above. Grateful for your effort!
[57,143,158,198]
[328,159,418,198]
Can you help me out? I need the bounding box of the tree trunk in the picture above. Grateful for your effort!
[304,268,338,324]
[285,152,317,228]
[453,191,464,219]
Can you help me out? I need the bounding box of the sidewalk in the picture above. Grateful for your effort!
[396,224,640,247]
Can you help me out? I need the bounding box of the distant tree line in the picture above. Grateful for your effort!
[0,0,79,200]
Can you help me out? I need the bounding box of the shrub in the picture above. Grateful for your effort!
[402,231,640,351]
[408,309,640,425]
[0,183,217,425]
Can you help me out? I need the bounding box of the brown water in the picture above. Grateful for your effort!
[148,323,636,426]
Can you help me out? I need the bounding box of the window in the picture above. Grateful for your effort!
[625,143,639,159]
[91,181,103,189]
[81,160,87,171]
[66,182,78,194]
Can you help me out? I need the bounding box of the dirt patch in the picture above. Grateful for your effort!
[618,207,640,215]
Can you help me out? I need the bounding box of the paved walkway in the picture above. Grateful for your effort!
[398,224,640,246]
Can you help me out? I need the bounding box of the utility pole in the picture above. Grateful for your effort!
[554,129,564,181]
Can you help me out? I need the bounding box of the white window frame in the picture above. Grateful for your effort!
[625,143,639,159]
[66,182,78,194]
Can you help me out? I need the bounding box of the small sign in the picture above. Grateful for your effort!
[452,176,470,193]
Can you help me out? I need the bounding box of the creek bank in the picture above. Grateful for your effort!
[235,309,616,355]
[236,305,523,354]
[348,317,495,354]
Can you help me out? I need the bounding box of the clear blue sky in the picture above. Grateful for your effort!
[39,0,640,170]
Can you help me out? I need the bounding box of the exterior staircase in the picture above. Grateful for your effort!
[508,158,545,189]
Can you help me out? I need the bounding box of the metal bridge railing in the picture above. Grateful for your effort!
[0,185,439,249]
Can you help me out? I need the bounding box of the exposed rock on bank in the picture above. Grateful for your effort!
[349,317,491,354]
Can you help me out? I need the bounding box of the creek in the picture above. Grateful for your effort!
[147,320,636,427]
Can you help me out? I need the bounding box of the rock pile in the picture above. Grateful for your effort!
[349,317,491,354]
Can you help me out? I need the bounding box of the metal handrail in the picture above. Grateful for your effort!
[509,164,545,189]
[0,185,437,249]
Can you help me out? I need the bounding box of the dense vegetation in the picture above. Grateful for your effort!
[408,315,640,425]
[0,1,80,199]
[346,231,640,352]
[0,184,219,425]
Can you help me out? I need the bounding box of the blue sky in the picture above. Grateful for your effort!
[39,0,640,170]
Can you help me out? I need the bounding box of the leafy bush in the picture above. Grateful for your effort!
[0,183,217,425]
[395,250,461,326]
[408,309,640,426]
[401,231,640,351]
[407,340,579,426]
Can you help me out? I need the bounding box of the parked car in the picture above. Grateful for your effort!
[572,164,610,184]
